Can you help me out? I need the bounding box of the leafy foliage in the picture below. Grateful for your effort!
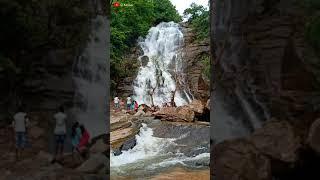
[183,3,209,41]
[306,15,320,53]
[0,0,91,69]
[201,55,211,79]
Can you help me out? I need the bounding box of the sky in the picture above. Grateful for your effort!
[169,0,209,16]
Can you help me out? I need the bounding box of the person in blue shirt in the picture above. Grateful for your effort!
[71,122,82,156]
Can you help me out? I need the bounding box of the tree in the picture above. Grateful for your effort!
[183,3,209,41]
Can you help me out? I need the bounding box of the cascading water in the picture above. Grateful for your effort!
[72,15,108,138]
[133,22,193,107]
[110,123,210,178]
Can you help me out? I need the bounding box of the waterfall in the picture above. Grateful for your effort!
[133,22,193,107]
[72,15,108,138]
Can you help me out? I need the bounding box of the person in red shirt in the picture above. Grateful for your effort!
[77,124,90,157]
[134,101,139,112]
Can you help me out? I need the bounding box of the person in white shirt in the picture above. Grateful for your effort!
[53,106,67,161]
[12,107,29,160]
[126,96,132,110]
[114,96,120,109]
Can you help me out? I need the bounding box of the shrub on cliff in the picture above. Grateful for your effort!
[183,2,209,41]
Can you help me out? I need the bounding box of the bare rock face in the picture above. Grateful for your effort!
[213,119,304,179]
[213,139,271,180]
[212,0,319,123]
[181,24,210,101]
[251,120,301,163]
[308,118,320,155]
[188,99,205,114]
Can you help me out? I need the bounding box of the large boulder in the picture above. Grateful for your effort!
[76,153,109,173]
[307,118,320,155]
[154,107,195,122]
[90,139,107,154]
[251,120,301,163]
[213,139,271,180]
[188,100,205,114]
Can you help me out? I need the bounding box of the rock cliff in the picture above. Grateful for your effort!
[211,0,320,179]
[181,23,210,101]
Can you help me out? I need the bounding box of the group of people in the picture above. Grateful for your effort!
[114,95,139,112]
[11,106,90,161]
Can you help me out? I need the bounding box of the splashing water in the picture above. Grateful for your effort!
[110,123,176,167]
[133,22,193,107]
[110,123,209,177]
[72,15,108,138]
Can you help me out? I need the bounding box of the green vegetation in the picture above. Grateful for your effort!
[183,2,209,41]
[201,55,211,79]
[306,15,320,53]
[299,0,320,53]
[111,0,181,92]
[183,3,210,79]
[0,0,91,76]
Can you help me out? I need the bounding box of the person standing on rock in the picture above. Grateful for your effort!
[71,122,81,150]
[126,96,132,111]
[53,106,67,161]
[12,107,29,160]
[77,124,90,158]
[114,96,120,110]
[134,101,139,112]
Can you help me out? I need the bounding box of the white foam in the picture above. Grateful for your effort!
[110,123,176,167]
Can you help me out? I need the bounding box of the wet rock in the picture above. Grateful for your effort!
[76,153,109,173]
[121,136,136,151]
[308,118,320,155]
[251,120,301,163]
[213,139,271,180]
[113,149,122,156]
[206,99,210,110]
[110,127,139,149]
[140,55,149,67]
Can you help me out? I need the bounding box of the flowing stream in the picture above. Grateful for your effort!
[110,122,210,178]
[133,22,193,107]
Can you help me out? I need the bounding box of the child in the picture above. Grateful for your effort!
[77,124,90,158]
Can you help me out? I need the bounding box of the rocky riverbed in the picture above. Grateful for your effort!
[109,100,210,179]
